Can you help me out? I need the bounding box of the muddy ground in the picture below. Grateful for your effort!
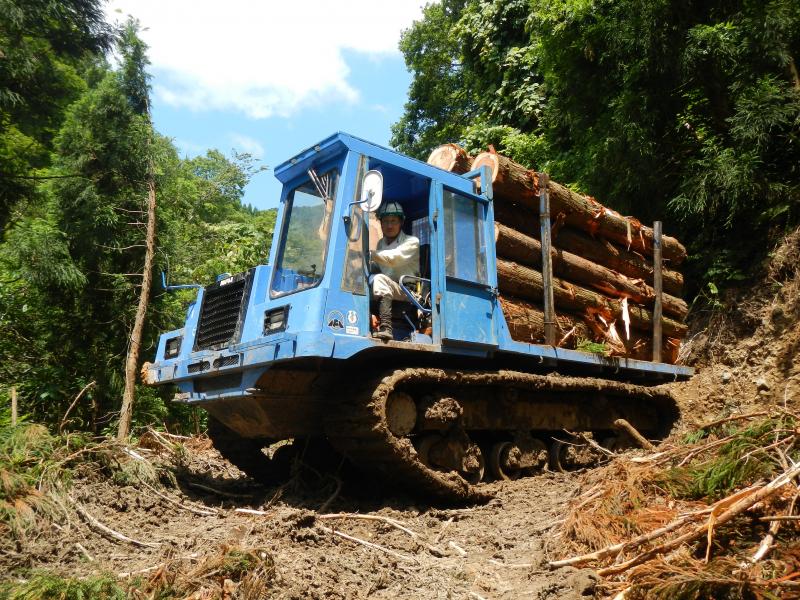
[9,437,597,599]
[4,230,798,598]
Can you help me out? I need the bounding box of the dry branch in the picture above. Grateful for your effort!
[329,528,417,563]
[73,500,160,548]
[597,464,800,576]
[613,419,656,451]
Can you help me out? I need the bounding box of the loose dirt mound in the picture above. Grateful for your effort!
[671,227,800,426]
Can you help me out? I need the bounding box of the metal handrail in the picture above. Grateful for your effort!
[398,275,432,314]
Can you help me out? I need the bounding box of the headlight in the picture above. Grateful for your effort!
[264,306,289,334]
[165,336,182,358]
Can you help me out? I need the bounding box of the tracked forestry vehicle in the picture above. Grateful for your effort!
[144,133,692,502]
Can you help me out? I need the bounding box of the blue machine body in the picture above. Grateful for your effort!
[145,132,692,404]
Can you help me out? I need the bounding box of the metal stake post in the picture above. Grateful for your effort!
[539,173,556,346]
[652,221,663,362]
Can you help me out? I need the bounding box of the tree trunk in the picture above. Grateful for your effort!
[496,258,688,339]
[494,223,688,320]
[118,155,157,439]
[426,143,473,174]
[472,152,687,265]
[494,201,684,296]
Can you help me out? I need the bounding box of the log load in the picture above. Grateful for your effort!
[493,201,684,296]
[426,144,473,174]
[471,152,687,265]
[499,294,591,347]
[428,144,689,364]
[495,223,688,320]
[496,258,688,339]
[499,294,680,362]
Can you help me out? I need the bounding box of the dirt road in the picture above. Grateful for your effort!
[8,436,598,599]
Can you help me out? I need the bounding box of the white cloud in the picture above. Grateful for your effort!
[228,133,265,157]
[105,0,425,118]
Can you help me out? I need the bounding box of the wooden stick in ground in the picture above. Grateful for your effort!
[11,387,17,427]
[471,152,688,264]
[613,419,656,451]
[597,464,800,576]
[72,500,160,548]
[495,223,689,319]
[426,143,473,174]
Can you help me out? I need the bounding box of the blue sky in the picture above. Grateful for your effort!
[105,0,426,210]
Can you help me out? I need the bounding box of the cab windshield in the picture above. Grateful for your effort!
[271,171,337,296]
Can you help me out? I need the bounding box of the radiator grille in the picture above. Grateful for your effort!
[213,355,240,369]
[194,271,252,351]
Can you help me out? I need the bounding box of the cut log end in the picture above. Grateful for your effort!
[426,144,472,174]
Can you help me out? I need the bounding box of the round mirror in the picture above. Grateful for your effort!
[361,170,383,212]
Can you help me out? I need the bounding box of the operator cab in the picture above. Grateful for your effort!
[268,132,497,347]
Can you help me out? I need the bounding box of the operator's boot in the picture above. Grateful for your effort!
[372,296,393,341]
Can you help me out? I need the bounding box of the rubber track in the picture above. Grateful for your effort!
[325,368,678,504]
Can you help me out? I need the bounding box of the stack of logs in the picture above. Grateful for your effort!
[427,144,689,364]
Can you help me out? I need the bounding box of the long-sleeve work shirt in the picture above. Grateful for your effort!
[372,231,420,282]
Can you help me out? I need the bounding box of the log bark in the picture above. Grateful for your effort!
[499,295,591,347]
[496,258,688,339]
[119,126,157,440]
[495,223,688,320]
[472,152,687,265]
[494,201,684,296]
[426,144,473,174]
[500,295,679,363]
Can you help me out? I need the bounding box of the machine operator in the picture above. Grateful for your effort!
[370,200,420,341]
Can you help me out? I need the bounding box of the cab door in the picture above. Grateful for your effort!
[431,183,498,347]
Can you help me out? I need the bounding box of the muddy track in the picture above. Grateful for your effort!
[325,367,679,503]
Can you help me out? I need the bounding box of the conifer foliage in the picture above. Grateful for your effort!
[0,4,272,433]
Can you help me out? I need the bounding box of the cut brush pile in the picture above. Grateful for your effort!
[551,413,800,599]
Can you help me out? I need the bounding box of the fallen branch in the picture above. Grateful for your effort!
[319,512,446,557]
[318,476,342,513]
[75,542,94,562]
[449,541,468,557]
[699,410,769,431]
[751,493,798,564]
[140,480,218,516]
[330,528,417,563]
[186,481,253,498]
[59,381,96,434]
[72,500,159,549]
[613,419,655,451]
[598,464,800,576]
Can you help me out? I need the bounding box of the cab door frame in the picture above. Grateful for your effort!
[430,170,499,348]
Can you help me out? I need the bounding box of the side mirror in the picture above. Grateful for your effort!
[360,170,383,212]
